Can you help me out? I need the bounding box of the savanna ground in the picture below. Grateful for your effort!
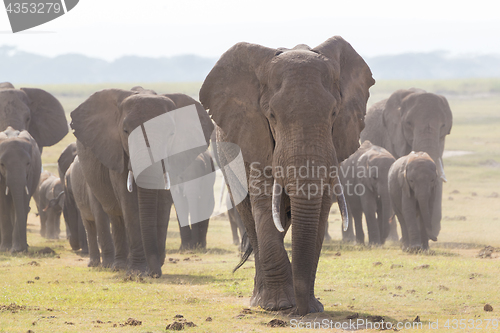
[1,79,499,332]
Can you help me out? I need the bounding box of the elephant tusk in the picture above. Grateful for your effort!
[219,176,226,210]
[25,186,29,195]
[333,175,349,231]
[438,158,447,182]
[5,186,9,196]
[127,170,134,193]
[272,180,284,232]
[163,171,171,190]
[337,188,349,232]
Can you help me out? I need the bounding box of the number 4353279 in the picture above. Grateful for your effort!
[6,2,62,14]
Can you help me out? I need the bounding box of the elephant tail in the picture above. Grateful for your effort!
[232,234,253,273]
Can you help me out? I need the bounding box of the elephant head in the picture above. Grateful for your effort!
[0,127,41,252]
[70,88,214,276]
[200,36,374,315]
[381,89,452,179]
[0,83,68,151]
[398,151,438,242]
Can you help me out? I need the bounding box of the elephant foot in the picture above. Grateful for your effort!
[112,260,128,272]
[127,261,149,277]
[101,257,114,268]
[251,283,295,311]
[0,244,11,252]
[289,296,324,315]
[88,258,100,267]
[10,244,28,253]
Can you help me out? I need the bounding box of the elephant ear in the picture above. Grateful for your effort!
[71,89,136,173]
[163,93,214,145]
[357,151,374,192]
[381,89,416,158]
[397,155,412,197]
[57,143,77,182]
[199,42,277,165]
[20,88,69,147]
[313,36,375,162]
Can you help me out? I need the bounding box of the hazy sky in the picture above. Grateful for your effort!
[1,0,499,60]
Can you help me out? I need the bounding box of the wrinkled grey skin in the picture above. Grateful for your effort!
[58,142,88,253]
[70,87,213,276]
[33,171,65,239]
[175,151,215,250]
[200,36,374,315]
[69,157,116,267]
[0,82,68,153]
[0,127,41,252]
[226,192,245,246]
[388,152,438,251]
[361,89,452,241]
[340,141,395,245]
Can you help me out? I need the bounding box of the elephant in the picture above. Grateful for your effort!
[340,140,396,245]
[57,142,88,253]
[200,36,375,315]
[70,87,213,276]
[388,151,438,251]
[0,82,68,152]
[360,88,452,240]
[0,127,41,252]
[174,150,216,250]
[68,157,116,267]
[33,171,65,239]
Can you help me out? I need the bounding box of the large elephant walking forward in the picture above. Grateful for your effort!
[70,87,213,276]
[0,127,41,252]
[361,89,452,240]
[200,36,374,315]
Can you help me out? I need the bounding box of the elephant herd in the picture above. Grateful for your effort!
[0,35,453,316]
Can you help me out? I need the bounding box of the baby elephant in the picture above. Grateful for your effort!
[34,171,65,239]
[388,151,438,251]
[340,140,395,245]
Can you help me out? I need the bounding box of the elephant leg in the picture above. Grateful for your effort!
[92,203,114,268]
[386,215,399,242]
[228,207,240,245]
[361,193,381,245]
[157,191,172,267]
[109,215,128,271]
[349,199,364,244]
[194,219,209,249]
[77,212,89,254]
[178,219,192,250]
[306,199,331,313]
[251,194,294,311]
[40,212,47,238]
[82,218,100,267]
[122,207,147,274]
[0,197,13,251]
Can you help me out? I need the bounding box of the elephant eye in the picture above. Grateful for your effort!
[123,128,129,134]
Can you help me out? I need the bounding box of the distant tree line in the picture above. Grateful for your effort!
[2,45,499,83]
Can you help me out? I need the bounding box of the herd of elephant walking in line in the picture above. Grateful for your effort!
[0,35,452,315]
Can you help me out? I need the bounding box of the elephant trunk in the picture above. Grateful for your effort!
[137,187,162,277]
[290,194,322,316]
[416,193,437,242]
[9,182,29,252]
